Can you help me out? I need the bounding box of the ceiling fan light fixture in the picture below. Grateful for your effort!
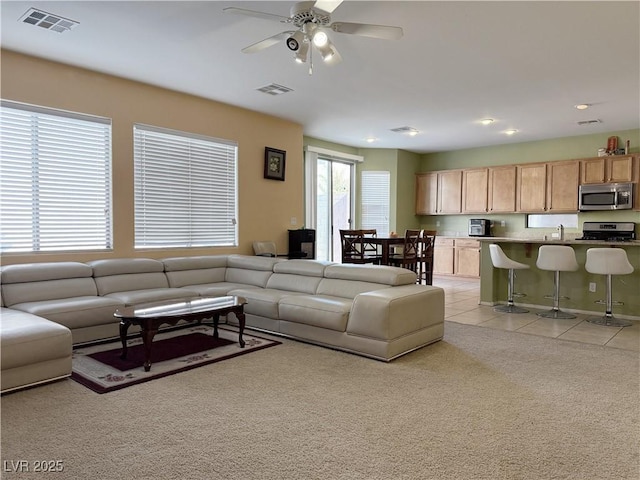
[313,30,329,47]
[317,40,337,61]
[286,30,305,51]
[295,41,309,63]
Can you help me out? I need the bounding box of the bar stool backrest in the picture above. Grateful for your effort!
[585,248,634,275]
[536,245,578,272]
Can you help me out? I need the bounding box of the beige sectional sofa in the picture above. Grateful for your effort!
[1,255,445,393]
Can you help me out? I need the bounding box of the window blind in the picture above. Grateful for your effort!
[133,124,238,248]
[0,100,112,252]
[361,171,390,236]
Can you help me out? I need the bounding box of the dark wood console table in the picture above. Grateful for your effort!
[114,296,247,372]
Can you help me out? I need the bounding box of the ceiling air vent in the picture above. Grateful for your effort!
[577,119,602,126]
[19,8,79,33]
[391,126,420,135]
[257,84,293,96]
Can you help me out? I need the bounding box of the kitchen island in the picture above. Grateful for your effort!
[477,237,640,320]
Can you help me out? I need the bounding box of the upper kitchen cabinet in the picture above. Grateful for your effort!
[415,172,438,214]
[416,170,462,215]
[516,163,547,212]
[488,165,517,213]
[462,168,488,213]
[546,160,580,211]
[580,155,635,184]
[438,170,463,214]
[516,160,579,213]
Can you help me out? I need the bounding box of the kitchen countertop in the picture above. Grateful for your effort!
[475,236,640,246]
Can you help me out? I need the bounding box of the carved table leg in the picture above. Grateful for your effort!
[213,313,219,339]
[236,307,246,348]
[119,320,131,360]
[141,324,159,372]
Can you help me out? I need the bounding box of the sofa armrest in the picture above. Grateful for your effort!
[347,285,444,340]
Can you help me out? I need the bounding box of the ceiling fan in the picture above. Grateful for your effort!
[223,0,403,74]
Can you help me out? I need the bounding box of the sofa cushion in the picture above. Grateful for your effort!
[228,288,304,319]
[104,288,201,307]
[324,264,417,286]
[266,273,322,294]
[278,295,352,332]
[0,308,71,370]
[1,262,97,306]
[162,256,228,288]
[10,296,124,330]
[273,259,332,276]
[179,283,255,297]
[316,278,388,299]
[225,255,280,288]
[88,259,169,296]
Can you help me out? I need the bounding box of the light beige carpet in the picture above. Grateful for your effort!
[1,322,638,480]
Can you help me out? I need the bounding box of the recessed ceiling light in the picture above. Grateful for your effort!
[365,137,376,143]
[504,129,518,135]
[480,118,494,125]
[575,104,590,110]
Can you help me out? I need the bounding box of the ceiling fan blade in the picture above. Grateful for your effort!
[313,0,343,14]
[241,31,296,54]
[330,22,404,40]
[223,7,291,23]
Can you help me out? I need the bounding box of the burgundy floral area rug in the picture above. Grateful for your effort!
[71,325,280,394]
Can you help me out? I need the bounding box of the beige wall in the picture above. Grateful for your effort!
[1,50,304,265]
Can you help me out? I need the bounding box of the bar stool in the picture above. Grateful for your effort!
[585,248,634,327]
[489,244,530,313]
[536,245,579,319]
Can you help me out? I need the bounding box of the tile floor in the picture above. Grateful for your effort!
[434,276,640,352]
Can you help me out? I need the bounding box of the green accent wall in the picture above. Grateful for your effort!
[422,129,639,171]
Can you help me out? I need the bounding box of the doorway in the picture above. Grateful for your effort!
[315,158,354,262]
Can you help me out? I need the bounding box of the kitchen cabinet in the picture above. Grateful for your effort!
[462,168,488,213]
[454,239,481,277]
[580,155,635,184]
[433,237,454,275]
[438,170,462,214]
[488,165,517,213]
[415,170,462,215]
[516,160,579,212]
[415,173,438,214]
[516,163,547,212]
[546,160,580,212]
[433,237,480,278]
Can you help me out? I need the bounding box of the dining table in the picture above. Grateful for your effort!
[365,236,406,266]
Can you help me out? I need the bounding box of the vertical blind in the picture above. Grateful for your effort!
[0,100,112,252]
[133,124,238,248]
[361,170,390,236]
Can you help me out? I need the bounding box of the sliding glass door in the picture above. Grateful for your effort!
[315,159,353,262]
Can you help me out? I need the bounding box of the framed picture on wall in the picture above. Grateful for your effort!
[264,147,286,181]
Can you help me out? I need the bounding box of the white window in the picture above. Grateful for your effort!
[361,171,390,236]
[133,124,238,248]
[0,100,112,253]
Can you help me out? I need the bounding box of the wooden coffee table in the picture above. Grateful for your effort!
[114,296,247,372]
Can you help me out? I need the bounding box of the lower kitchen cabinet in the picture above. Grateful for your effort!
[433,237,480,278]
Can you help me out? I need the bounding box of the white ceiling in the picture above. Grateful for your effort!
[1,1,639,153]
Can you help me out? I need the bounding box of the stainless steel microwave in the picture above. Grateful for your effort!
[578,182,634,211]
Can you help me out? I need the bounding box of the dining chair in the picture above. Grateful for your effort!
[418,230,436,285]
[339,230,379,264]
[360,229,381,263]
[388,229,422,274]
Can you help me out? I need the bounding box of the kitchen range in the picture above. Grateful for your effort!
[576,222,636,242]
